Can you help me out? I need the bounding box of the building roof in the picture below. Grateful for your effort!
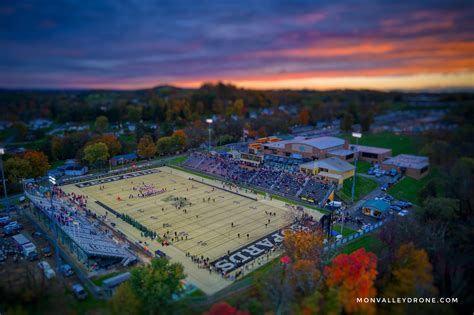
[362,199,390,212]
[265,136,345,150]
[328,148,354,157]
[300,157,355,173]
[102,272,131,288]
[382,154,429,169]
[318,157,355,172]
[351,145,392,154]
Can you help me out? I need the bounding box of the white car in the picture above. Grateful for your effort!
[38,261,56,279]
[398,210,409,217]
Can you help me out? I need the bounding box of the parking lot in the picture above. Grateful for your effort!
[0,210,86,299]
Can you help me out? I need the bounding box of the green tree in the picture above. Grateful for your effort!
[110,282,142,315]
[5,157,32,183]
[83,142,109,165]
[129,258,185,315]
[361,111,374,132]
[127,106,143,122]
[340,112,354,131]
[95,115,109,133]
[137,135,157,159]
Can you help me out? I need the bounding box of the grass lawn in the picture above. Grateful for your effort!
[50,160,65,169]
[332,224,357,237]
[341,132,425,155]
[388,168,438,204]
[354,160,371,173]
[338,175,378,203]
[341,235,383,254]
[164,155,188,165]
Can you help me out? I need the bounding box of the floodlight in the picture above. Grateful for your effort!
[352,132,362,138]
[0,148,4,155]
[206,119,213,124]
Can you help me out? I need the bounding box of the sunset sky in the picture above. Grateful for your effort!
[0,1,473,91]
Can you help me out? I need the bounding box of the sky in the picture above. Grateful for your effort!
[0,0,473,91]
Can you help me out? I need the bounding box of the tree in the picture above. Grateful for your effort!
[128,258,185,315]
[127,106,143,122]
[94,115,109,133]
[361,111,374,132]
[283,229,324,261]
[171,129,187,150]
[298,109,311,125]
[11,122,28,141]
[255,264,294,315]
[91,134,122,156]
[5,157,32,183]
[204,302,250,315]
[110,282,142,315]
[325,248,378,315]
[340,112,354,131]
[137,135,157,159]
[83,142,109,165]
[23,151,50,178]
[382,243,436,298]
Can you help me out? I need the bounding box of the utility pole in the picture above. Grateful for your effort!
[351,132,362,203]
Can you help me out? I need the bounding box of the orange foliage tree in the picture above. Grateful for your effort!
[298,109,311,125]
[382,242,436,298]
[23,151,50,178]
[325,248,378,315]
[90,134,122,156]
[284,229,324,296]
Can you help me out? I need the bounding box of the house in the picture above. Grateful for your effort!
[381,154,429,179]
[64,165,88,176]
[361,199,390,218]
[110,153,138,166]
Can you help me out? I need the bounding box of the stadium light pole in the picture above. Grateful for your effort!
[0,148,10,214]
[206,119,213,151]
[351,132,362,203]
[48,175,62,280]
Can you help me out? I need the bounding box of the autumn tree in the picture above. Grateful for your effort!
[382,243,436,298]
[171,129,187,150]
[283,229,324,297]
[110,282,141,315]
[298,109,311,125]
[127,105,143,122]
[137,135,157,159]
[90,134,122,156]
[255,264,294,315]
[128,258,185,315]
[94,115,109,133]
[83,142,109,165]
[325,248,378,315]
[5,157,32,183]
[23,151,50,178]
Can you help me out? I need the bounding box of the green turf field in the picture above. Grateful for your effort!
[341,132,425,155]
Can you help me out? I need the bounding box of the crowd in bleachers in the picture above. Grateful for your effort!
[24,184,135,266]
[183,152,333,204]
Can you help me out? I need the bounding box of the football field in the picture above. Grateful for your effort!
[61,167,295,262]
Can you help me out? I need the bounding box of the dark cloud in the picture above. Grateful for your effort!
[0,0,473,89]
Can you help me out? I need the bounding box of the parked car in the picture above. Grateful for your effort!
[27,251,39,261]
[389,168,398,177]
[31,231,42,238]
[38,261,56,279]
[398,210,409,217]
[390,205,402,212]
[60,264,75,277]
[42,246,52,257]
[381,183,389,191]
[0,216,10,226]
[71,283,87,300]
